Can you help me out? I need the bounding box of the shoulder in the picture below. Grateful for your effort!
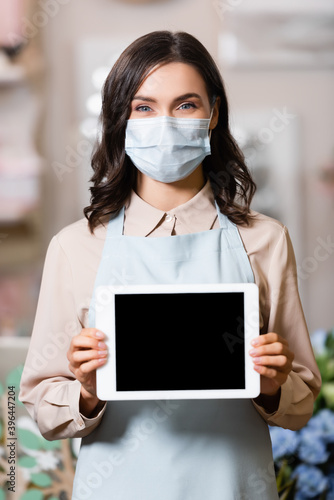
[56,217,107,243]
[49,218,108,262]
[245,210,286,233]
[239,210,288,247]
[238,210,294,267]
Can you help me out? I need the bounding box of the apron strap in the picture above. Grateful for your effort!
[214,201,231,230]
[106,207,125,237]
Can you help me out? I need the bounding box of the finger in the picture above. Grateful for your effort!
[253,364,288,385]
[252,355,293,372]
[80,328,105,339]
[70,357,107,380]
[73,328,105,345]
[67,340,107,364]
[77,357,107,375]
[250,342,293,358]
[251,333,289,347]
[71,335,107,352]
[70,348,108,365]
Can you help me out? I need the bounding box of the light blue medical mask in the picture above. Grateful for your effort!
[125,115,212,183]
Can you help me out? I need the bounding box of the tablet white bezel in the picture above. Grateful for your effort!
[95,283,260,400]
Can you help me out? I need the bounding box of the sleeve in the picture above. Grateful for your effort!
[252,226,321,430]
[19,235,106,440]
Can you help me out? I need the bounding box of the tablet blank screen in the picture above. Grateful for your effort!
[114,292,245,392]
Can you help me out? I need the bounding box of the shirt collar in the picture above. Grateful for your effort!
[124,180,218,236]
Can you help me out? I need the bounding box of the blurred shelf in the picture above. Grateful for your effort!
[0,209,43,269]
[219,8,334,69]
[227,0,334,13]
[0,52,25,85]
[0,172,42,224]
[0,47,44,271]
[0,65,25,84]
[0,336,31,348]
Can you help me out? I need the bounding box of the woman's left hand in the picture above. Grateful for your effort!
[250,332,294,398]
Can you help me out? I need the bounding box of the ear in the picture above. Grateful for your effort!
[209,97,221,130]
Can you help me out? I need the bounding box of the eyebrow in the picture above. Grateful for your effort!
[132,93,203,103]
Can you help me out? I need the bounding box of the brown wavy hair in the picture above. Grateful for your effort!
[84,30,256,233]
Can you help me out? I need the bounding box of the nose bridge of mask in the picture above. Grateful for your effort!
[156,116,209,149]
[159,118,179,147]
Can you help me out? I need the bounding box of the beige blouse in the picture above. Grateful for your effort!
[19,182,321,440]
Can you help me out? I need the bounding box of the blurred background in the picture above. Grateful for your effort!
[1,0,333,339]
[0,0,333,497]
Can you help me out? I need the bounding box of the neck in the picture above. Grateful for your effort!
[136,165,206,211]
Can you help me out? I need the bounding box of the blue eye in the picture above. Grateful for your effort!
[179,102,196,110]
[136,105,152,112]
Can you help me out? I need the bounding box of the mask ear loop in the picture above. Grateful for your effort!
[209,106,215,140]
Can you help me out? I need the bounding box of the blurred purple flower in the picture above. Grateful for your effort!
[292,464,328,498]
[298,427,329,464]
[269,426,299,461]
[307,409,334,444]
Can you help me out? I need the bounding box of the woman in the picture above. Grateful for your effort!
[20,31,321,499]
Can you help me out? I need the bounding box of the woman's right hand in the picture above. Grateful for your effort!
[67,328,108,416]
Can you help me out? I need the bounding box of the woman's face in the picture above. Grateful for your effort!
[129,62,218,128]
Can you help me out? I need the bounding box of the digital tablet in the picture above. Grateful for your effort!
[95,283,260,400]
